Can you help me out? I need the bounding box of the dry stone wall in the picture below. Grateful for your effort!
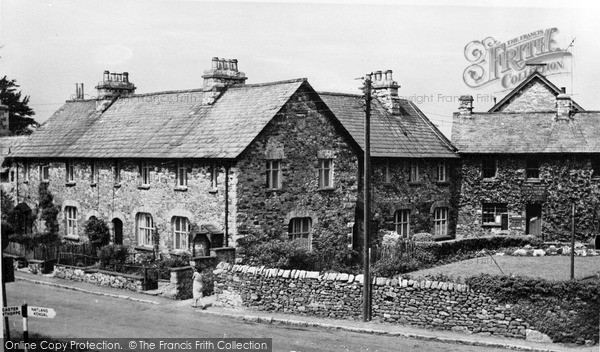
[213,263,537,340]
[54,264,143,291]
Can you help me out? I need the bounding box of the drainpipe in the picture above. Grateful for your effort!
[224,164,229,247]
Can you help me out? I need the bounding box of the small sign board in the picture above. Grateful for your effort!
[27,306,56,319]
[2,306,22,317]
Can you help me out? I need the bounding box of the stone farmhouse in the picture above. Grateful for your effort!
[7,58,457,258]
[452,71,600,243]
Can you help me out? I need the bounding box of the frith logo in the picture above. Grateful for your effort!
[463,28,572,89]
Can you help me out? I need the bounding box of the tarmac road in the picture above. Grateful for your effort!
[5,280,511,352]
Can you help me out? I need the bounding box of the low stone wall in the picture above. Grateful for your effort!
[158,266,193,300]
[214,263,548,341]
[53,264,144,292]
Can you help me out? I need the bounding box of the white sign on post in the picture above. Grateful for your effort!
[27,306,56,319]
[2,306,22,317]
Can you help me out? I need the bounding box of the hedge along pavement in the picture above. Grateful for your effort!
[466,274,599,344]
[213,262,596,344]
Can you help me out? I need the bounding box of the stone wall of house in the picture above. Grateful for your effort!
[497,80,557,112]
[457,156,600,241]
[234,86,359,250]
[371,159,459,237]
[53,264,144,291]
[214,263,543,340]
[14,158,237,254]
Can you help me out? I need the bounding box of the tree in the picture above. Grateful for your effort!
[84,217,110,250]
[0,75,38,135]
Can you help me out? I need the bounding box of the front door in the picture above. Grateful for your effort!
[112,218,123,245]
[526,204,542,238]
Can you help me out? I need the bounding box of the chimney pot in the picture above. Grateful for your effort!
[458,95,474,116]
[212,57,219,69]
[218,58,225,70]
[103,71,110,81]
[561,87,566,94]
[231,59,238,71]
[385,70,393,81]
[123,72,129,83]
[375,70,382,81]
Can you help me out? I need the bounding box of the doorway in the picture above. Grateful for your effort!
[526,204,542,238]
[112,218,123,245]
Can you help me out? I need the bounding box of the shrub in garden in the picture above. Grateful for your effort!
[156,253,191,280]
[371,257,420,277]
[412,233,434,242]
[84,217,110,250]
[97,244,128,270]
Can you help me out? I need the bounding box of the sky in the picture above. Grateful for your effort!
[1,0,599,137]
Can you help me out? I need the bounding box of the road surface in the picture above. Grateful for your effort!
[5,281,510,351]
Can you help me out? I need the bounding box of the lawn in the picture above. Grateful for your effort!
[408,255,600,282]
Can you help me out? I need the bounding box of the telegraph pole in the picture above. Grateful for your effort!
[363,73,372,322]
[571,202,575,280]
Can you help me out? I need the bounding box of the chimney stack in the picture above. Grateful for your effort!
[202,57,247,92]
[95,70,136,99]
[0,101,9,135]
[556,88,572,120]
[371,69,400,115]
[458,95,474,117]
[74,83,85,100]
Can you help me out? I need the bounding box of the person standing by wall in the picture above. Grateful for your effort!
[192,266,206,309]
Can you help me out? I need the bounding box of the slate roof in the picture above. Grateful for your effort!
[452,111,600,154]
[0,136,27,166]
[488,71,583,112]
[10,78,457,160]
[10,79,306,159]
[319,93,457,158]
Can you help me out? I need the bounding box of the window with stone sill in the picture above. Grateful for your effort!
[481,158,497,179]
[433,207,448,237]
[437,161,447,182]
[136,213,154,247]
[289,217,312,251]
[526,159,540,180]
[409,162,420,183]
[23,161,29,182]
[482,203,508,227]
[172,216,189,251]
[65,206,78,237]
[66,160,75,183]
[210,163,219,190]
[318,159,333,189]
[176,161,187,188]
[394,209,410,239]
[113,160,121,185]
[90,161,98,185]
[266,160,282,189]
[139,161,151,187]
[40,164,50,182]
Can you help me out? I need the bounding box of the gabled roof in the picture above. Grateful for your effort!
[488,71,583,112]
[10,79,306,159]
[452,111,600,154]
[11,78,457,160]
[319,93,457,158]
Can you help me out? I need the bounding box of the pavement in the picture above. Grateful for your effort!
[12,270,599,352]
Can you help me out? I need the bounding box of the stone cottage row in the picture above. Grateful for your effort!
[5,60,600,260]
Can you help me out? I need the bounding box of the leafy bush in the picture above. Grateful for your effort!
[242,239,318,270]
[412,233,434,242]
[97,244,128,270]
[372,257,420,277]
[467,274,599,343]
[201,269,215,296]
[38,183,59,235]
[156,253,191,280]
[84,217,110,250]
